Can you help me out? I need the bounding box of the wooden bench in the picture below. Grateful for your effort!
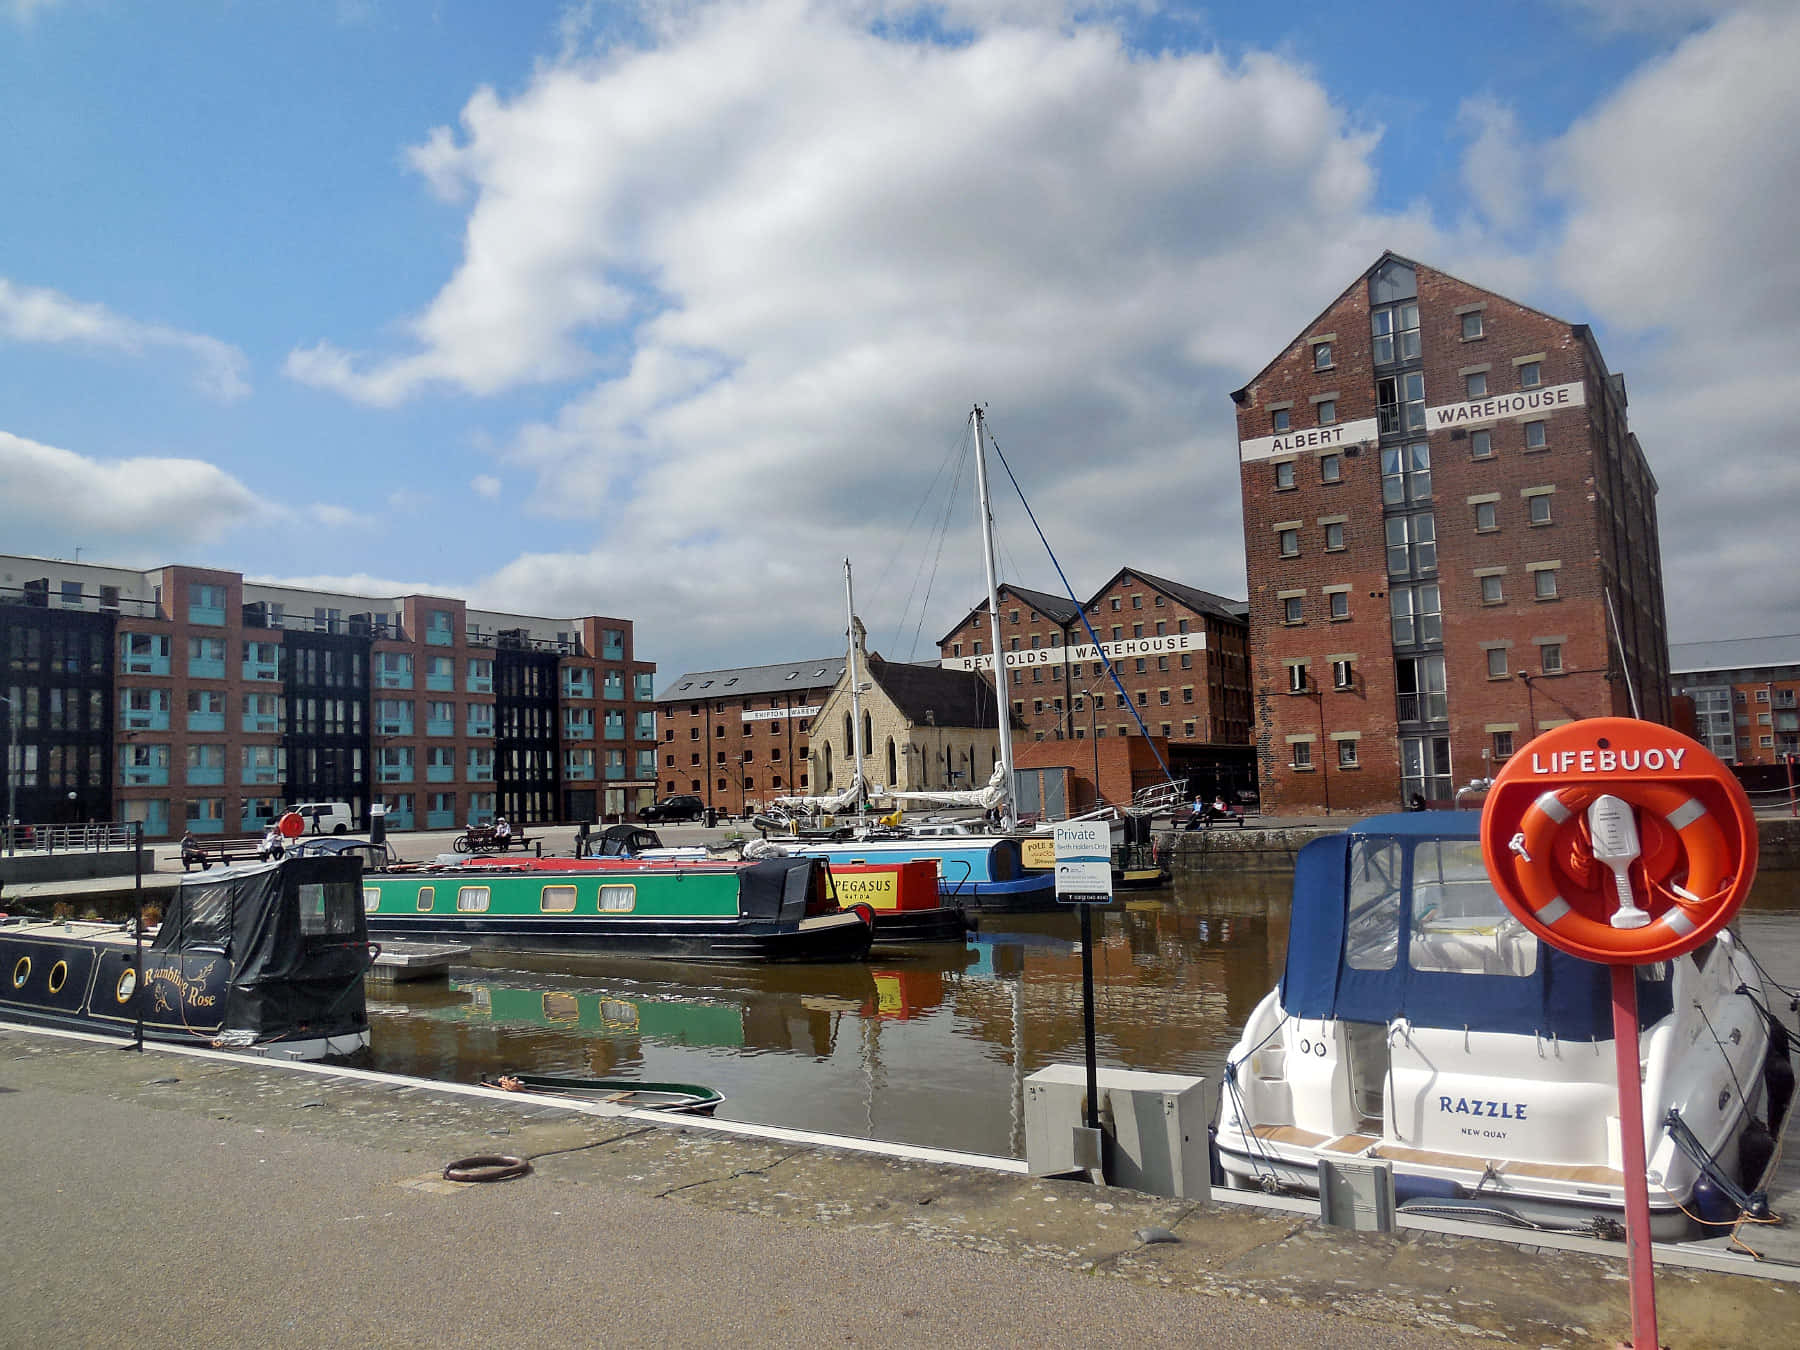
[181,837,270,871]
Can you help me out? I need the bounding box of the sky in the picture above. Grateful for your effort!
[3,0,1796,689]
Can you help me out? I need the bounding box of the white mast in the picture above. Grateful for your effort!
[844,558,866,819]
[972,406,1017,829]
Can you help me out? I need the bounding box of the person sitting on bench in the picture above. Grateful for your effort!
[180,830,208,871]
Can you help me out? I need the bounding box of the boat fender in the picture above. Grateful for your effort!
[1206,1124,1224,1188]
[1738,1118,1776,1193]
[1392,1172,1464,1205]
[1690,1174,1739,1227]
[442,1154,532,1183]
[1765,1051,1796,1130]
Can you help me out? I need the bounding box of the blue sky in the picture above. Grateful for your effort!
[3,0,1794,684]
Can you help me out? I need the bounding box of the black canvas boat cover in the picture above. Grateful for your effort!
[155,855,369,1036]
[738,857,823,922]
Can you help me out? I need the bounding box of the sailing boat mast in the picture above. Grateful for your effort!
[972,406,1017,830]
[844,558,866,819]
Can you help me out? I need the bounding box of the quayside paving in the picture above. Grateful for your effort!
[4,1030,1797,1348]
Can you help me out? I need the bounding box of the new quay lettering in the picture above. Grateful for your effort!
[1529,746,1689,775]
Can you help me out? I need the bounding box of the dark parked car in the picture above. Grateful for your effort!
[638,794,705,824]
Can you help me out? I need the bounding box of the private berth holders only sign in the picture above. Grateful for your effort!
[1053,821,1115,906]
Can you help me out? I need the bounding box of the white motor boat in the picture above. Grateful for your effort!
[1214,812,1793,1240]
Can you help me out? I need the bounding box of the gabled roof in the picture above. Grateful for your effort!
[865,654,1023,730]
[1229,250,1581,403]
[1087,566,1247,625]
[658,655,847,703]
[936,583,1085,647]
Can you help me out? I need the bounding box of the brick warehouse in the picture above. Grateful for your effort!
[0,554,658,838]
[655,656,846,818]
[1232,252,1670,815]
[935,570,1255,797]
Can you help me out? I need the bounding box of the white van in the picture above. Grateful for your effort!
[289,801,354,835]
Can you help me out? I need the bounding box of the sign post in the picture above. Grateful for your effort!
[1480,718,1757,1350]
[1054,821,1115,1142]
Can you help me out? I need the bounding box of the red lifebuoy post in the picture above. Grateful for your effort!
[1480,717,1758,1349]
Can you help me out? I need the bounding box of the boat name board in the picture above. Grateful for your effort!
[1238,417,1379,463]
[1440,1095,1528,1121]
[940,631,1204,673]
[831,871,899,909]
[1529,746,1688,775]
[742,705,820,723]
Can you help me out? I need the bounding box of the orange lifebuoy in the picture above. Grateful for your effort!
[1480,718,1756,965]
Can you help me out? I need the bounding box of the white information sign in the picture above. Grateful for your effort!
[1053,821,1115,906]
[741,705,819,723]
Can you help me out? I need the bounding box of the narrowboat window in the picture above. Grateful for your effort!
[1408,840,1537,977]
[48,960,68,994]
[457,886,491,913]
[416,886,435,912]
[299,881,359,936]
[543,992,579,1021]
[364,887,381,912]
[541,885,578,913]
[598,884,636,913]
[1345,839,1401,970]
[116,968,138,1002]
[12,956,30,988]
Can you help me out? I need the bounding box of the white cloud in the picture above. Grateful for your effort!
[1555,0,1768,33]
[471,474,502,499]
[4,0,62,24]
[0,278,251,401]
[0,429,270,548]
[289,1,1443,675]
[309,503,377,528]
[1456,96,1534,234]
[1545,5,1800,641]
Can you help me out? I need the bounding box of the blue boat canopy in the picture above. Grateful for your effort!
[1278,813,1672,1039]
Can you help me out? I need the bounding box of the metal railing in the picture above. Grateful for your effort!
[4,821,140,855]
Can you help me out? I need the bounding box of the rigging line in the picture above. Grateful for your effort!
[903,442,971,661]
[882,417,974,657]
[985,430,1180,791]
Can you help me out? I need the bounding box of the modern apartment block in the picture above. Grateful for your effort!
[654,657,846,817]
[1232,252,1671,814]
[1670,636,1800,766]
[0,554,658,837]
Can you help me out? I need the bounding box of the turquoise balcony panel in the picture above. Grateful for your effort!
[376,718,414,737]
[602,638,625,660]
[242,768,283,787]
[467,722,494,738]
[602,676,625,700]
[188,657,226,680]
[467,675,493,694]
[426,763,454,783]
[122,710,171,732]
[186,817,225,835]
[565,763,595,781]
[376,671,413,690]
[121,767,169,787]
[425,718,454,737]
[123,655,171,677]
[425,809,455,829]
[604,763,626,780]
[467,766,494,782]
[242,714,280,734]
[563,721,594,741]
[186,768,225,787]
[427,672,454,692]
[377,766,414,784]
[128,802,170,835]
[387,805,417,829]
[187,602,226,626]
[187,712,226,733]
[243,659,281,682]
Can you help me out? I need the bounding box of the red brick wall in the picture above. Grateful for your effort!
[1236,257,1669,815]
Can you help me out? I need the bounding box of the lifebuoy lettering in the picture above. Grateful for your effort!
[1529,746,1687,775]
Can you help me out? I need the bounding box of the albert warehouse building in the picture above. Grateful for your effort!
[1233,252,1670,815]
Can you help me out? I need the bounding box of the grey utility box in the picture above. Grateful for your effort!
[1023,1064,1214,1199]
[1318,1156,1396,1233]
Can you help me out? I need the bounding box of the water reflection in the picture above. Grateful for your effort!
[365,865,1799,1160]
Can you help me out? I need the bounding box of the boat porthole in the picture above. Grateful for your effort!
[47,961,68,994]
[116,968,138,1002]
[11,957,29,988]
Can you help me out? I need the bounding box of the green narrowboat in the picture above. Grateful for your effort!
[362,856,872,963]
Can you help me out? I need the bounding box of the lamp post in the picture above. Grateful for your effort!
[1517,670,1537,737]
